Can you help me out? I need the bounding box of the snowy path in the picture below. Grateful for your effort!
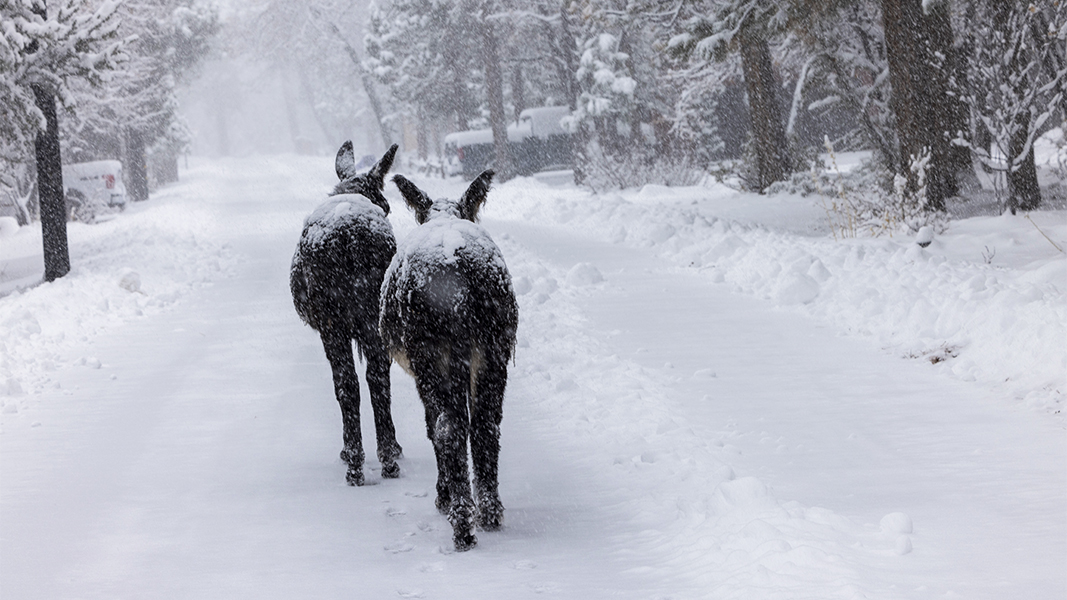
[1,157,1064,599]
[492,218,1066,598]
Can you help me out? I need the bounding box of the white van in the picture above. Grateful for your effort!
[62,160,127,222]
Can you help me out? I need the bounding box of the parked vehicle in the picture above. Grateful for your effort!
[62,160,127,222]
[444,106,573,179]
[443,129,499,180]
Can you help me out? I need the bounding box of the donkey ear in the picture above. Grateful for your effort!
[392,174,433,223]
[459,170,494,222]
[335,141,357,181]
[368,144,399,189]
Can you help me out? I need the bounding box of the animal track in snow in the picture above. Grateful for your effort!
[384,542,415,554]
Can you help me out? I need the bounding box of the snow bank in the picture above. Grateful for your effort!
[486,178,1066,418]
[0,217,19,237]
[494,230,913,598]
[0,184,236,404]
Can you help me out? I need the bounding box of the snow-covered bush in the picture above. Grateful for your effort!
[953,2,1066,212]
[566,33,639,143]
[578,138,704,192]
[566,31,693,190]
[773,138,947,239]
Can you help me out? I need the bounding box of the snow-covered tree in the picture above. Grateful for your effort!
[1,0,127,280]
[545,1,680,188]
[220,0,391,156]
[781,0,896,166]
[365,0,479,142]
[66,0,216,200]
[568,32,639,155]
[669,0,794,191]
[954,0,1066,212]
[364,0,517,176]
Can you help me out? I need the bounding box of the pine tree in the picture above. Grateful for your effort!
[669,0,793,191]
[365,0,478,148]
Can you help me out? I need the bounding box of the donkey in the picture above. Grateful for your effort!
[290,142,403,486]
[381,171,518,551]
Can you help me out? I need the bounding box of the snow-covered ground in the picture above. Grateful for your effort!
[1,153,1064,599]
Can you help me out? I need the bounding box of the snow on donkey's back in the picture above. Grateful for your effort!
[381,170,519,552]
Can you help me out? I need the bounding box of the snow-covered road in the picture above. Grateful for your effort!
[1,156,1064,599]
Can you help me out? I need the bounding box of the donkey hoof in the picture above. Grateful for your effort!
[477,510,504,531]
[346,468,365,486]
[381,461,401,479]
[453,530,477,552]
[477,494,504,531]
[435,494,451,515]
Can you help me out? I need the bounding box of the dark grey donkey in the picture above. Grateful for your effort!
[381,171,518,551]
[290,142,403,486]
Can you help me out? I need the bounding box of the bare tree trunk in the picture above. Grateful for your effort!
[161,153,179,184]
[322,19,394,149]
[32,84,69,281]
[481,18,513,180]
[511,64,526,123]
[557,3,586,185]
[214,82,231,157]
[417,105,428,161]
[127,129,149,202]
[995,3,1042,211]
[881,0,959,211]
[281,71,304,153]
[738,29,791,191]
[1008,112,1041,211]
[925,3,971,197]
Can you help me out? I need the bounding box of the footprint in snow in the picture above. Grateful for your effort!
[417,562,445,573]
[531,582,561,594]
[512,560,537,570]
[386,507,407,517]
[385,542,415,554]
[397,588,424,598]
[692,368,717,379]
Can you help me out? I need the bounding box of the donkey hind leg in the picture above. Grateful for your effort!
[321,329,365,486]
[412,348,451,515]
[443,344,477,551]
[416,344,477,551]
[365,345,401,479]
[471,355,507,531]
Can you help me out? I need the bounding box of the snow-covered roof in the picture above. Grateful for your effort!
[62,160,123,178]
[442,107,572,148]
[443,126,532,147]
[444,129,494,148]
[518,106,571,138]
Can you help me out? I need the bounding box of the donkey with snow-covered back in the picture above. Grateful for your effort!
[290,142,403,486]
[381,171,518,551]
